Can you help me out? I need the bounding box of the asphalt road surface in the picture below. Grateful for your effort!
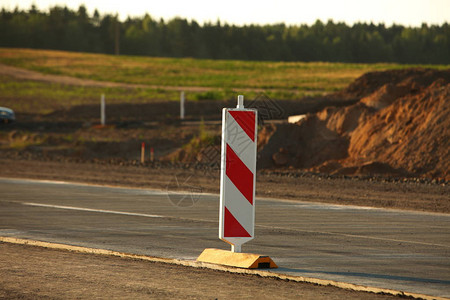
[0,178,449,298]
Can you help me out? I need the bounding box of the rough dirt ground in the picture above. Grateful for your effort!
[0,242,403,300]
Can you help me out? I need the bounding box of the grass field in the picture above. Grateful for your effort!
[0,48,448,114]
[0,75,180,114]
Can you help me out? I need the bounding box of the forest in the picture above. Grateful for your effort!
[0,5,449,64]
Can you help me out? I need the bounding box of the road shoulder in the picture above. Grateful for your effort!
[0,241,408,300]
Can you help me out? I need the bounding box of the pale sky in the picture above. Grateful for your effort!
[2,0,449,27]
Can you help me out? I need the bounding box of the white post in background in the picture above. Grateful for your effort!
[180,91,185,120]
[100,94,106,126]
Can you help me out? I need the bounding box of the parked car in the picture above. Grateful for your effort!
[0,107,15,123]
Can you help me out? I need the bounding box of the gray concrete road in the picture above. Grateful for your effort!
[0,178,449,298]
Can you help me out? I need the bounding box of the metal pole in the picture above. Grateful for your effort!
[100,94,105,126]
[237,94,244,109]
[180,91,185,120]
[232,95,244,253]
[231,244,242,253]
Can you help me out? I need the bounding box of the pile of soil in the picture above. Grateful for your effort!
[258,68,450,180]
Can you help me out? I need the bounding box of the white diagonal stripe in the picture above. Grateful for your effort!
[23,202,163,218]
[223,175,254,236]
[225,111,257,172]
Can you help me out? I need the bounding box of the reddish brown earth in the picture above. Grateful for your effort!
[257,68,450,180]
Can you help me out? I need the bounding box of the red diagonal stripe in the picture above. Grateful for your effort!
[226,144,254,205]
[224,207,251,237]
[229,111,255,142]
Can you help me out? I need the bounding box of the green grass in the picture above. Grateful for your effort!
[0,78,180,103]
[0,130,46,150]
[0,48,448,114]
[0,75,181,113]
[2,48,448,91]
[0,75,253,114]
[0,74,312,114]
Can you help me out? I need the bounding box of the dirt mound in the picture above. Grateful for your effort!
[258,68,450,180]
[348,82,449,178]
[339,68,450,99]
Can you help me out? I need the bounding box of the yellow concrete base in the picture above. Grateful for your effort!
[197,248,277,269]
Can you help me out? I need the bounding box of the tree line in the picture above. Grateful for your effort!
[1,5,449,64]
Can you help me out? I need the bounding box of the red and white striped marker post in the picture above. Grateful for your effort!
[197,95,276,268]
[219,95,257,253]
